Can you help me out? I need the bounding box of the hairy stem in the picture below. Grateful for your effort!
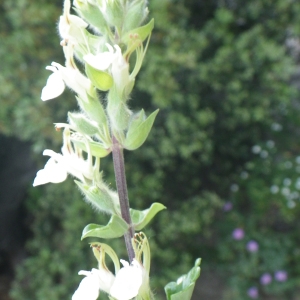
[112,135,135,262]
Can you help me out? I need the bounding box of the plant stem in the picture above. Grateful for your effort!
[112,135,135,262]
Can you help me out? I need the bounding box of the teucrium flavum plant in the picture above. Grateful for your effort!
[33,0,201,299]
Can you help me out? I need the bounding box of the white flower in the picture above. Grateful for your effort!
[59,0,88,43]
[33,129,94,186]
[83,44,130,92]
[32,149,80,186]
[53,61,91,98]
[72,268,115,300]
[110,259,143,300]
[41,60,92,101]
[46,148,93,181]
[72,260,143,300]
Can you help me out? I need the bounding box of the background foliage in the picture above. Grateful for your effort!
[1,0,300,299]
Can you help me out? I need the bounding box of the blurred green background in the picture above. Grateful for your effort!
[1,0,300,299]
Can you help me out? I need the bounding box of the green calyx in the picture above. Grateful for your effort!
[85,63,113,91]
[75,180,118,214]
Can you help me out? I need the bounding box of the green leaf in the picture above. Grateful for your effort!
[129,109,146,129]
[71,137,111,158]
[124,109,159,150]
[130,202,166,231]
[165,258,201,300]
[122,18,154,51]
[81,215,129,240]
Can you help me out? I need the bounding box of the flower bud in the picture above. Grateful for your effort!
[123,0,149,32]
[75,181,118,214]
[99,0,124,29]
[59,0,88,44]
[73,0,107,33]
[107,86,132,132]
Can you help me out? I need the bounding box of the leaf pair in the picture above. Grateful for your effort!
[81,202,166,239]
[125,109,159,150]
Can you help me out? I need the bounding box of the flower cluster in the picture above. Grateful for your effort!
[72,234,152,300]
[247,271,288,299]
[73,260,143,300]
[229,227,289,298]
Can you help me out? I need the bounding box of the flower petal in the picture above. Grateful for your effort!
[72,268,115,300]
[41,71,65,101]
[110,260,143,300]
[72,270,101,300]
[33,157,67,186]
[84,53,115,71]
[92,268,115,294]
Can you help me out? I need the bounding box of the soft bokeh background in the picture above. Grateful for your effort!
[1,0,300,299]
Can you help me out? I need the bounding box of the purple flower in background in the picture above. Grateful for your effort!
[232,228,244,240]
[223,201,233,212]
[274,270,288,282]
[246,240,259,252]
[260,273,272,285]
[247,286,258,299]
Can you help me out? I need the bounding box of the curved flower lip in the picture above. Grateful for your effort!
[110,259,143,300]
[41,67,65,101]
[84,52,115,71]
[72,269,103,300]
[78,268,115,295]
[83,44,127,72]
[32,156,68,186]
